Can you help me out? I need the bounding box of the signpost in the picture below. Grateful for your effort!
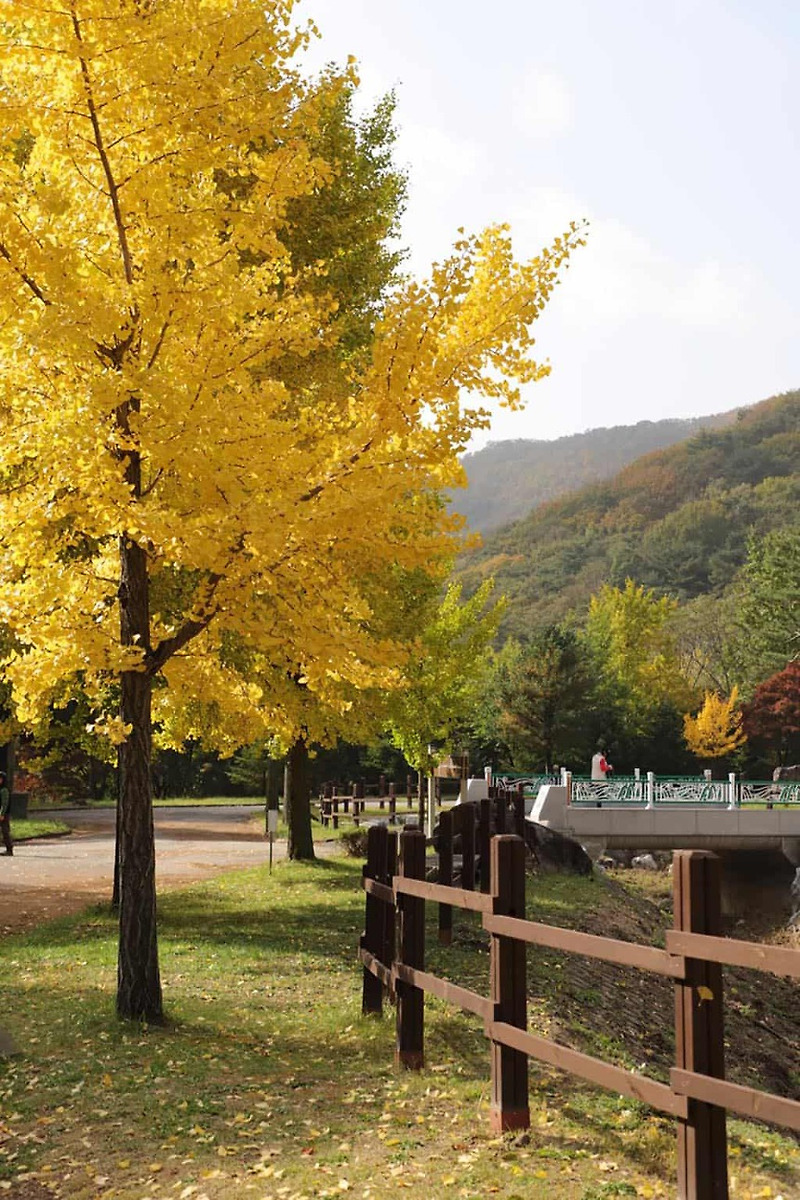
[266,800,279,872]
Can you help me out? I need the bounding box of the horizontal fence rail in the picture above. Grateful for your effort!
[483,912,687,979]
[359,820,800,1200]
[394,875,494,914]
[487,1020,689,1120]
[670,1069,800,1134]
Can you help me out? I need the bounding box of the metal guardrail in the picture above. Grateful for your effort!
[569,777,800,807]
[494,774,558,796]
[740,780,800,805]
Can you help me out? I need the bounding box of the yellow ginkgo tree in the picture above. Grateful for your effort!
[683,688,746,763]
[0,0,582,1021]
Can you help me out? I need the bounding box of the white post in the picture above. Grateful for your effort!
[560,766,567,786]
[646,771,655,809]
[484,764,493,788]
[427,773,436,839]
[704,768,713,782]
[728,772,737,809]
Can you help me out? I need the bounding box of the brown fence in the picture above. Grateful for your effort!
[318,779,523,835]
[318,778,417,829]
[358,825,800,1199]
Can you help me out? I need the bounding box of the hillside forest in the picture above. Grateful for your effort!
[456,409,738,534]
[14,390,800,801]
[454,389,800,777]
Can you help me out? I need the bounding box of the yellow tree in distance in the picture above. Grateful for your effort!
[0,0,583,1020]
[684,688,746,762]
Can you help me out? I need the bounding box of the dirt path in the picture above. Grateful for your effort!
[0,807,338,935]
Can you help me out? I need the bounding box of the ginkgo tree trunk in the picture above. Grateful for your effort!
[0,0,582,1022]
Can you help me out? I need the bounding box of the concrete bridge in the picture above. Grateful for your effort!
[527,780,800,912]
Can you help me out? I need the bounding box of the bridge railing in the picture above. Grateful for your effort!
[739,780,800,806]
[494,773,558,797]
[570,775,800,808]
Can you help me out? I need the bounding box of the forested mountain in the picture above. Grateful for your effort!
[457,391,800,638]
[455,411,738,533]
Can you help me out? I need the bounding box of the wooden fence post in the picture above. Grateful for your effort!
[495,788,507,835]
[438,808,453,945]
[674,851,728,1199]
[362,824,389,1016]
[379,775,386,809]
[514,783,525,837]
[388,782,397,825]
[478,797,492,893]
[396,828,426,1069]
[384,830,398,984]
[461,805,476,891]
[489,835,529,1132]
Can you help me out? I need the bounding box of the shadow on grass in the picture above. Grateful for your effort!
[3,856,363,949]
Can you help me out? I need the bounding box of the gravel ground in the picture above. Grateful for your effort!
[0,806,329,934]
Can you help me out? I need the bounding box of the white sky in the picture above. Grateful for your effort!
[298,0,799,448]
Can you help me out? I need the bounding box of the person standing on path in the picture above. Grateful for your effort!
[0,772,12,855]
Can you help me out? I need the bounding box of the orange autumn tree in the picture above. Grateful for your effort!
[683,688,746,763]
[0,0,582,1021]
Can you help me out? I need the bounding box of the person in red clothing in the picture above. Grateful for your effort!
[591,749,613,781]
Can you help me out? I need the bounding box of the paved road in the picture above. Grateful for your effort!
[0,805,293,934]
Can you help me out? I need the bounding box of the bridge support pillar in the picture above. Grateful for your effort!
[716,850,796,918]
[579,839,607,862]
[781,838,800,868]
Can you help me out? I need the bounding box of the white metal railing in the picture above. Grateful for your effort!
[569,776,800,808]
[494,774,558,795]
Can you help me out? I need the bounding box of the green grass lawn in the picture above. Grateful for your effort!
[9,817,70,841]
[0,858,797,1199]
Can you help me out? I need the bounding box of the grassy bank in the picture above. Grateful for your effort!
[0,859,797,1199]
[9,818,70,842]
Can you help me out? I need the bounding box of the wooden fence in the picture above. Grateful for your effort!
[359,825,800,1200]
[318,778,524,836]
[319,778,417,829]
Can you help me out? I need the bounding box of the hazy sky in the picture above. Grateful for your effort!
[299,0,799,448]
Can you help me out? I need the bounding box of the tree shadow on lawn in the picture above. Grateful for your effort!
[556,1081,800,1184]
[4,857,365,952]
[0,976,491,1123]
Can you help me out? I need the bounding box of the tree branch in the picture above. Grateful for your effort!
[298,439,375,503]
[71,6,135,287]
[0,241,49,305]
[145,610,217,676]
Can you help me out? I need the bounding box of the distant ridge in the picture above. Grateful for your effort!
[454,410,740,534]
[455,390,800,637]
